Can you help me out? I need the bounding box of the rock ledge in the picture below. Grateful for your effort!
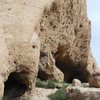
[66,86,100,100]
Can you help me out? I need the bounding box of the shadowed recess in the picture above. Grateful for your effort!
[56,60,89,83]
[3,72,27,100]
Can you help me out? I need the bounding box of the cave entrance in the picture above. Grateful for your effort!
[3,72,27,100]
[56,60,89,83]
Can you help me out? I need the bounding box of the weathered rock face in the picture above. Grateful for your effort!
[0,0,99,99]
[89,72,100,88]
[66,86,100,100]
[35,0,98,82]
[38,52,64,82]
[0,0,47,99]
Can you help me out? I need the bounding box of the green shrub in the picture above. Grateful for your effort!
[35,78,44,87]
[35,78,69,90]
[62,82,69,88]
[48,80,56,89]
[48,87,67,100]
[48,82,68,100]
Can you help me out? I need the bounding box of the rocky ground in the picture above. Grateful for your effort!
[30,88,57,100]
[66,86,100,100]
[33,83,100,100]
[16,87,58,100]
[18,82,100,100]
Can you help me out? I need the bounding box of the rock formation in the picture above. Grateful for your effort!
[38,52,64,82]
[35,0,98,82]
[0,0,43,99]
[0,0,99,99]
[66,86,100,100]
[72,79,82,86]
[89,72,100,88]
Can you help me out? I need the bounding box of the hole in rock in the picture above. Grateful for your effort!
[38,51,89,83]
[37,70,48,81]
[3,72,27,100]
[56,61,89,83]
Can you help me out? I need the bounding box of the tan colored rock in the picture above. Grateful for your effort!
[87,49,99,76]
[0,0,53,99]
[0,0,100,99]
[38,52,64,82]
[72,79,82,86]
[35,0,99,82]
[66,86,100,100]
[17,88,58,100]
[89,72,100,88]
[0,0,62,99]
[0,77,4,100]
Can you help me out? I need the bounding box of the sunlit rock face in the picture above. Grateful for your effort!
[66,86,100,100]
[0,0,44,99]
[35,0,98,82]
[0,0,99,100]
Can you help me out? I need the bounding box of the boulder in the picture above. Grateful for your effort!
[35,0,99,82]
[66,86,100,100]
[89,72,100,88]
[72,79,82,86]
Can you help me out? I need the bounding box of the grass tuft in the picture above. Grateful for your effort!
[47,80,56,89]
[48,86,67,100]
[35,78,45,87]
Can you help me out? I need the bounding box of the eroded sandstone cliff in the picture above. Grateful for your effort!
[35,0,98,82]
[0,0,99,100]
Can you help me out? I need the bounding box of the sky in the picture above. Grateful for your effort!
[87,0,100,66]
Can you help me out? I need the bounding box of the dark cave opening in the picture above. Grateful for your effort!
[37,70,48,81]
[56,60,89,83]
[3,72,27,100]
[37,51,89,83]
